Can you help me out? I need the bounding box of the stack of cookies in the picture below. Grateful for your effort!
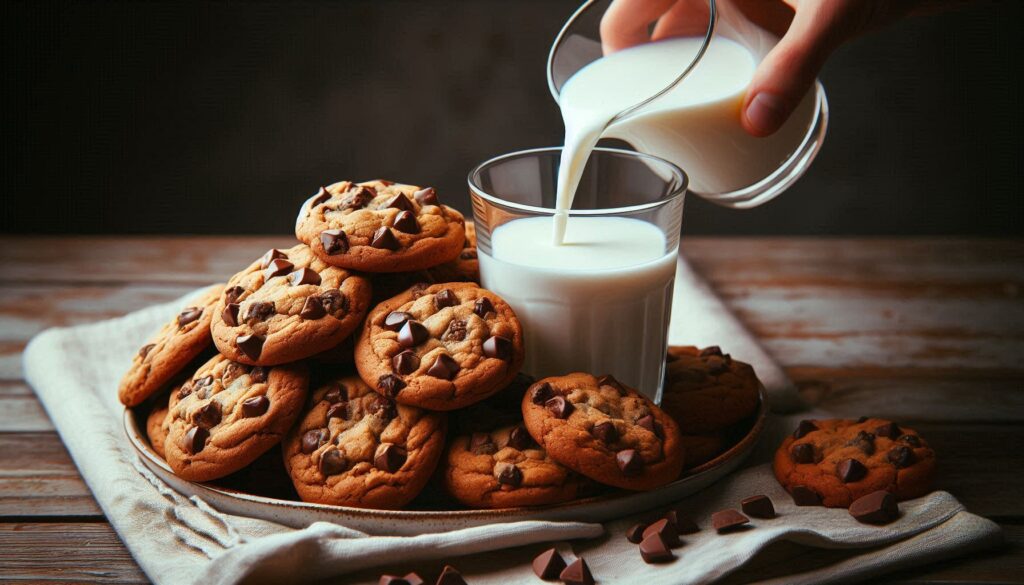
[119,179,765,510]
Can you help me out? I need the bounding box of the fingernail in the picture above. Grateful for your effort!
[745,93,787,135]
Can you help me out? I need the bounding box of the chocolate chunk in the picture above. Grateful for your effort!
[434,565,466,585]
[413,187,439,206]
[319,289,347,315]
[392,210,420,234]
[545,396,573,419]
[642,518,680,547]
[559,558,594,585]
[592,421,618,443]
[319,449,348,476]
[636,414,664,439]
[235,334,264,360]
[398,320,429,348]
[626,523,647,543]
[875,422,901,438]
[496,462,523,487]
[712,509,750,532]
[222,303,240,326]
[374,443,407,473]
[249,366,269,384]
[791,485,821,506]
[441,319,467,342]
[309,186,331,208]
[531,382,554,405]
[837,458,868,483]
[434,289,458,309]
[741,495,775,519]
[289,267,321,287]
[392,350,420,375]
[301,428,329,454]
[617,449,642,476]
[177,307,202,328]
[427,354,460,380]
[224,285,245,305]
[639,533,674,564]
[386,193,414,211]
[138,344,155,359]
[846,430,876,455]
[898,434,922,447]
[377,576,409,585]
[342,185,375,210]
[473,297,494,318]
[377,374,406,397]
[241,396,269,417]
[857,415,870,423]
[482,335,513,361]
[323,386,347,404]
[384,311,414,331]
[507,425,534,450]
[195,375,214,388]
[192,402,222,429]
[532,548,566,580]
[320,229,349,255]
[596,374,626,395]
[259,248,287,269]
[699,345,723,357]
[369,395,397,420]
[706,355,728,374]
[325,402,348,420]
[262,258,294,281]
[403,573,424,585]
[849,490,899,525]
[300,296,326,320]
[469,432,496,455]
[244,301,275,323]
[177,383,193,400]
[371,226,401,251]
[793,420,818,439]
[183,426,208,454]
[791,443,816,464]
[663,510,700,534]
[887,446,915,468]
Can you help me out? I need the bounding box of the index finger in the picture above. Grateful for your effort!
[600,0,678,54]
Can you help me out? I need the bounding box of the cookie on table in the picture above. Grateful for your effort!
[773,417,936,508]
[660,345,760,434]
[679,432,725,471]
[211,244,371,365]
[118,285,224,407]
[295,180,466,273]
[165,354,309,482]
[521,373,685,491]
[443,423,587,509]
[427,222,479,284]
[355,282,525,411]
[282,374,446,509]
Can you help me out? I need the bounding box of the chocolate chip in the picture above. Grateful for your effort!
[636,415,663,439]
[244,301,275,323]
[469,432,496,455]
[699,345,723,357]
[249,366,269,384]
[195,375,214,388]
[235,334,264,360]
[442,319,467,342]
[663,510,700,534]
[369,395,397,420]
[319,289,346,315]
[741,495,775,519]
[496,462,523,487]
[473,297,494,318]
[371,226,401,250]
[377,374,406,397]
[341,185,374,209]
[398,320,429,348]
[323,386,347,404]
[847,430,876,455]
[309,186,331,208]
[177,307,202,328]
[138,344,155,359]
[241,396,269,417]
[289,267,321,287]
[712,509,749,533]
[435,565,467,585]
[224,285,245,305]
[706,355,728,374]
[592,421,618,443]
[301,428,329,454]
[320,229,349,255]
[426,354,460,380]
[386,193,414,211]
[392,350,420,375]
[374,443,407,473]
[888,446,915,468]
[626,523,647,543]
[791,485,821,506]
[793,419,818,439]
[392,210,420,234]
[413,187,439,206]
[849,490,899,525]
[434,289,458,309]
[507,425,534,450]
[837,458,868,483]
[192,402,222,429]
[639,533,675,564]
[898,434,922,447]
[791,442,816,464]
[325,402,348,420]
[319,449,348,476]
[259,248,287,269]
[642,518,680,547]
[300,296,326,320]
[875,422,901,438]
[532,548,566,580]
[531,382,554,405]
[596,374,626,395]
[616,449,642,475]
[545,396,573,419]
[384,311,413,331]
[559,558,594,585]
[262,258,294,281]
[183,426,208,454]
[482,335,513,361]
[377,576,409,585]
[222,303,240,326]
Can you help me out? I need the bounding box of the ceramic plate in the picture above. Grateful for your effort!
[125,386,767,535]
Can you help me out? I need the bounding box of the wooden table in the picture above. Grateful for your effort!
[1,236,1021,584]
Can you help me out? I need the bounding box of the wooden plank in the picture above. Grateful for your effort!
[0,433,103,517]
[0,523,147,584]
[0,396,52,432]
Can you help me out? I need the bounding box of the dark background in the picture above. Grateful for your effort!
[2,1,1021,236]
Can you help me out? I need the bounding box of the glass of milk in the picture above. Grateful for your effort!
[469,147,686,403]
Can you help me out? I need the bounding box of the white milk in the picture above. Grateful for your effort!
[479,216,676,399]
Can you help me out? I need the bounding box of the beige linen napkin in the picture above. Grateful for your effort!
[23,262,1000,585]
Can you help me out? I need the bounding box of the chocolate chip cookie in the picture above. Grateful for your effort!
[295,180,466,273]
[661,346,760,434]
[165,354,309,482]
[443,423,587,508]
[282,374,446,509]
[211,244,371,365]
[355,282,525,411]
[118,285,224,406]
[773,418,936,507]
[521,373,685,491]
[146,391,176,459]
[427,221,479,284]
